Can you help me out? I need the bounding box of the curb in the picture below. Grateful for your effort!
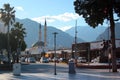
[76,64,120,69]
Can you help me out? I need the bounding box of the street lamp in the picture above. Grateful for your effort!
[53,32,58,75]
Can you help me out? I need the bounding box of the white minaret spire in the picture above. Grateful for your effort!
[39,23,42,42]
[44,18,47,47]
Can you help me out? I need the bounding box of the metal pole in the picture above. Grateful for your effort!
[87,47,90,65]
[108,25,111,72]
[75,20,77,58]
[74,20,77,65]
[53,32,58,75]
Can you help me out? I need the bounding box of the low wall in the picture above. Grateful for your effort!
[0,64,12,71]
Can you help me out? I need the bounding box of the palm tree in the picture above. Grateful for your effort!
[11,22,26,63]
[11,22,26,48]
[0,3,15,64]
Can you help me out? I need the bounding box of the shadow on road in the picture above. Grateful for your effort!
[21,63,68,73]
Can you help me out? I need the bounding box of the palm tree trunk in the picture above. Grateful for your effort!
[7,25,11,65]
[109,4,117,72]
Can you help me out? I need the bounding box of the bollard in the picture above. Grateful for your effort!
[69,60,76,74]
[13,63,21,76]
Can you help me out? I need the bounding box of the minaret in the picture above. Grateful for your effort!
[44,19,47,47]
[39,23,42,42]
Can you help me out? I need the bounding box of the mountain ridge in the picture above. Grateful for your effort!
[15,18,84,49]
[65,26,107,42]
[96,22,120,41]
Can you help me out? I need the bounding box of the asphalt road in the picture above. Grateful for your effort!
[21,62,68,74]
[20,62,120,80]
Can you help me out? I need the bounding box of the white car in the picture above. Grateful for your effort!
[20,57,26,62]
[91,57,100,63]
[25,57,36,63]
[40,57,49,63]
[77,57,86,63]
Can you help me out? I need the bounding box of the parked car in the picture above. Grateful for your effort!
[77,57,86,63]
[52,57,59,63]
[40,57,49,63]
[20,57,26,62]
[0,55,8,64]
[116,58,120,64]
[25,57,36,63]
[91,57,100,63]
[59,58,63,62]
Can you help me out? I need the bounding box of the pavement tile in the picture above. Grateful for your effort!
[0,71,120,80]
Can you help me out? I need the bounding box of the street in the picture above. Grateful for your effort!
[21,62,68,74]
[0,62,120,80]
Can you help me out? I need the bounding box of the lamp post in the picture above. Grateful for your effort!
[53,32,58,75]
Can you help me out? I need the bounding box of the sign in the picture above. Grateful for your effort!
[90,41,103,50]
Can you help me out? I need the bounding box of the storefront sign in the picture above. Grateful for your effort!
[90,41,103,50]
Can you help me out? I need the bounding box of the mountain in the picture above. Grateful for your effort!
[96,22,120,41]
[65,26,107,42]
[16,18,84,49]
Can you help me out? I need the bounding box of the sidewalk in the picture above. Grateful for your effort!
[0,69,120,80]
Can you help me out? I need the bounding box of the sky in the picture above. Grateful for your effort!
[0,0,88,31]
[0,0,109,31]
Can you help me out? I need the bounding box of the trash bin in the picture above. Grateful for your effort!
[69,59,76,74]
[13,63,21,76]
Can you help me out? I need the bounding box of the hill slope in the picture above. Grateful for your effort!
[65,26,106,42]
[96,23,120,41]
[16,18,84,49]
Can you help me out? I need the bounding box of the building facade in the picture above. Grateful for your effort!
[72,39,120,63]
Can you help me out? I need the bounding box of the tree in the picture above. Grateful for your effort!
[0,3,15,63]
[11,22,26,51]
[10,22,26,63]
[74,0,120,72]
[0,33,7,50]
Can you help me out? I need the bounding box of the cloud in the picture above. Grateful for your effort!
[31,12,80,23]
[31,16,55,23]
[15,6,24,11]
[55,12,80,21]
[58,25,73,31]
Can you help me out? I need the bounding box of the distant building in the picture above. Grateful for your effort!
[46,49,71,59]
[21,20,48,60]
[72,39,120,63]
